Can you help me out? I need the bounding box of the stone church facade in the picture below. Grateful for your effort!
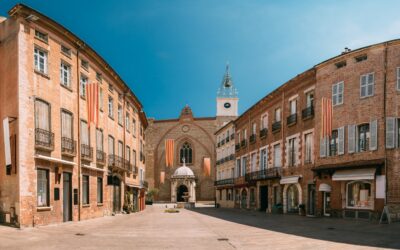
[145,66,238,202]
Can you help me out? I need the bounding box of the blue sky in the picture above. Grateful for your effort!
[2,1,400,119]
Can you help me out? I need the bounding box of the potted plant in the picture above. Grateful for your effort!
[298,204,306,216]
[146,188,159,205]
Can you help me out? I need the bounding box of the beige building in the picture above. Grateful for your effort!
[215,121,235,208]
[0,4,147,227]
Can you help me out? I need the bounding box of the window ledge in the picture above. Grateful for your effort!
[34,36,49,44]
[61,51,72,59]
[34,70,50,79]
[82,204,90,208]
[60,83,73,92]
[37,206,51,212]
[97,203,103,207]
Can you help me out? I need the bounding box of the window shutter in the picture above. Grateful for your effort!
[397,68,400,91]
[295,137,300,166]
[338,126,345,155]
[386,117,396,149]
[320,137,326,158]
[369,120,378,151]
[348,125,355,153]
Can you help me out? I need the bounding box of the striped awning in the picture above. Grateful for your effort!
[319,183,332,192]
[332,168,376,181]
[280,175,301,185]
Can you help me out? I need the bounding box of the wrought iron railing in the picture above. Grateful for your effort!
[35,128,54,150]
[245,167,282,182]
[96,150,106,164]
[81,144,93,161]
[272,121,281,133]
[260,128,268,138]
[108,154,124,169]
[241,139,247,148]
[230,134,235,140]
[221,139,225,145]
[302,106,314,120]
[61,137,76,155]
[249,134,256,144]
[235,144,240,151]
[287,113,297,126]
[215,178,234,186]
[226,136,230,142]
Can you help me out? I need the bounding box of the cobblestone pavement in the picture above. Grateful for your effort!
[0,206,399,250]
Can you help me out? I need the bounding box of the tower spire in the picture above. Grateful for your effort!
[217,62,238,98]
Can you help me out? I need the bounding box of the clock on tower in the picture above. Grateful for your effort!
[216,64,238,117]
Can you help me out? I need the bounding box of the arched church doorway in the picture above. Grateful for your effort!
[177,185,188,202]
[112,176,121,213]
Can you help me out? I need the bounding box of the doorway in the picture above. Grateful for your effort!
[177,185,188,202]
[63,172,72,222]
[113,176,121,213]
[241,189,247,209]
[259,186,268,212]
[287,184,299,213]
[323,192,331,216]
[308,184,316,216]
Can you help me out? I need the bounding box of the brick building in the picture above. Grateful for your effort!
[0,4,147,227]
[145,66,238,202]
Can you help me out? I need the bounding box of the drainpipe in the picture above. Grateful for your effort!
[383,42,388,205]
[76,45,82,221]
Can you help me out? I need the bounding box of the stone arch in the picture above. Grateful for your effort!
[282,183,302,214]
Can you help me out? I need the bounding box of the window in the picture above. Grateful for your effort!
[397,68,400,91]
[97,177,103,204]
[126,146,131,164]
[140,140,144,162]
[82,175,89,205]
[306,91,314,108]
[37,169,49,207]
[329,130,338,156]
[118,105,123,125]
[108,96,114,118]
[80,120,90,146]
[346,181,372,209]
[358,124,370,152]
[273,144,281,168]
[34,47,48,74]
[355,54,367,62]
[305,133,313,163]
[118,93,122,102]
[96,129,103,152]
[250,188,255,204]
[260,148,267,170]
[360,73,374,98]
[132,118,137,136]
[118,141,123,158]
[35,99,50,131]
[289,99,296,115]
[61,45,71,56]
[179,142,192,164]
[81,59,89,70]
[96,72,102,82]
[99,88,104,111]
[60,61,71,88]
[288,138,296,167]
[61,110,73,139]
[250,153,257,172]
[335,61,346,69]
[108,136,115,155]
[332,81,344,106]
[275,108,281,122]
[261,114,268,129]
[35,30,48,42]
[80,75,88,98]
[252,123,256,135]
[241,156,247,176]
[126,113,130,133]
[132,150,137,167]
[236,159,241,177]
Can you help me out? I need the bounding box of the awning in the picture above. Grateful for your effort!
[332,168,376,181]
[81,164,106,172]
[126,183,141,188]
[280,175,301,185]
[319,183,332,192]
[34,154,76,166]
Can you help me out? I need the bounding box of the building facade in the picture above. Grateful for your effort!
[0,4,147,227]
[145,66,238,203]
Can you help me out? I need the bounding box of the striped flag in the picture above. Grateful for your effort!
[160,171,165,184]
[203,157,211,176]
[165,139,174,167]
[321,97,333,138]
[86,82,99,128]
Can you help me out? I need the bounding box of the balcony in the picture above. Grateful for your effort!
[124,159,133,172]
[230,134,234,140]
[235,143,240,151]
[302,106,314,120]
[245,167,282,182]
[249,134,256,144]
[234,176,247,186]
[272,121,281,133]
[35,128,54,151]
[229,154,235,160]
[214,178,234,186]
[241,139,247,148]
[287,113,297,126]
[108,154,125,170]
[226,136,230,143]
[221,139,226,145]
[61,137,76,156]
[259,128,268,139]
[81,144,93,161]
[96,150,106,164]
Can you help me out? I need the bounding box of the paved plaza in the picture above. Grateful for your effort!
[0,205,399,250]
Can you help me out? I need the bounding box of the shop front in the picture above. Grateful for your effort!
[281,176,302,214]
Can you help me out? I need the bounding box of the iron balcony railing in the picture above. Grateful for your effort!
[245,167,282,182]
[272,121,281,133]
[302,106,314,120]
[260,128,268,138]
[96,150,106,164]
[230,134,235,140]
[229,154,235,160]
[241,139,247,148]
[108,154,125,170]
[221,139,226,145]
[235,143,240,151]
[215,178,235,186]
[226,136,230,142]
[249,134,256,144]
[80,144,93,161]
[35,128,54,151]
[287,113,297,126]
[329,144,337,156]
[61,137,76,156]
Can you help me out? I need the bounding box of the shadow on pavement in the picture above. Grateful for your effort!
[189,207,400,249]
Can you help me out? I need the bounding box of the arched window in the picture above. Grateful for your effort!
[180,142,193,164]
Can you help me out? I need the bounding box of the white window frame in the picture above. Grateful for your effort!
[332,81,344,106]
[108,96,114,118]
[360,72,374,98]
[80,75,88,98]
[34,47,48,74]
[60,61,71,88]
[397,67,400,91]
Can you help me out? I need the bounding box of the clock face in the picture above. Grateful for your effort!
[224,102,231,108]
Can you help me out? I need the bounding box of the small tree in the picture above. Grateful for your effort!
[146,188,159,204]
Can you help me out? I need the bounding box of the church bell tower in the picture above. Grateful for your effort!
[216,64,239,117]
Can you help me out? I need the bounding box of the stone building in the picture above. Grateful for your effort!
[0,4,147,227]
[145,66,238,202]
